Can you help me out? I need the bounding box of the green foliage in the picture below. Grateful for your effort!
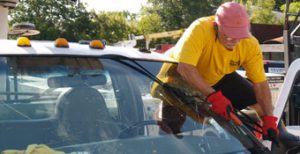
[273,0,286,11]
[9,0,139,44]
[136,0,229,48]
[93,11,139,44]
[141,0,285,28]
[245,0,284,24]
[138,13,164,34]
[9,0,96,42]
[9,0,289,44]
[280,2,300,21]
[143,0,226,30]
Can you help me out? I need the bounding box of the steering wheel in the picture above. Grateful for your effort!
[118,120,172,138]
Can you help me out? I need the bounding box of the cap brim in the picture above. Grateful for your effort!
[222,26,250,39]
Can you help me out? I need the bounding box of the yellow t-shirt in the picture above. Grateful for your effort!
[172,16,266,86]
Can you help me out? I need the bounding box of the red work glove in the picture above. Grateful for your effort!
[262,116,280,145]
[207,91,233,120]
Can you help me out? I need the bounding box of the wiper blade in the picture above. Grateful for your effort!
[102,55,165,86]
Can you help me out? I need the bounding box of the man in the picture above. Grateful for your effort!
[172,2,279,142]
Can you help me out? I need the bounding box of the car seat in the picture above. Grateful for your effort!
[50,75,119,145]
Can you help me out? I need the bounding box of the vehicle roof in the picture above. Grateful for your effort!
[0,39,176,62]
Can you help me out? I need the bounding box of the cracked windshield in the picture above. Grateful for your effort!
[0,0,300,154]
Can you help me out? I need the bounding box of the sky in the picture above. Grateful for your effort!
[81,0,148,13]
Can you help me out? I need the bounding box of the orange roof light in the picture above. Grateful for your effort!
[89,40,105,49]
[55,38,69,48]
[17,37,31,47]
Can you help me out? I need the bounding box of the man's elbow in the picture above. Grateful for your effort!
[177,63,188,76]
[253,80,270,90]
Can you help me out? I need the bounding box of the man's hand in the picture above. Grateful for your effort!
[207,91,233,120]
[262,116,280,145]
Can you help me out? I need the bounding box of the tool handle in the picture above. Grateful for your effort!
[230,112,242,126]
[226,105,242,126]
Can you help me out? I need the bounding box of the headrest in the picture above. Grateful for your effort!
[48,74,107,88]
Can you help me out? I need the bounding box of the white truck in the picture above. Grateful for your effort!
[0,0,298,153]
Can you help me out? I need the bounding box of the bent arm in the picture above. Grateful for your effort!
[177,62,215,96]
[253,80,274,116]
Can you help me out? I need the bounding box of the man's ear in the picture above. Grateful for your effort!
[213,22,218,31]
[213,22,219,41]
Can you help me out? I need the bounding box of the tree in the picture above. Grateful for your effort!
[142,0,226,30]
[274,0,286,11]
[244,0,284,24]
[9,0,96,41]
[280,1,300,21]
[138,13,164,34]
[136,0,230,48]
[92,11,138,44]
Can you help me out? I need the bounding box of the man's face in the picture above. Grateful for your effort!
[217,26,241,50]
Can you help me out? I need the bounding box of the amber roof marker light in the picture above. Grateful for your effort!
[89,40,105,49]
[17,37,31,47]
[55,38,69,48]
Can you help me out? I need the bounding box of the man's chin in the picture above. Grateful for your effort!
[225,45,235,50]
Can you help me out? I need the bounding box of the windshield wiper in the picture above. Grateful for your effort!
[101,55,165,86]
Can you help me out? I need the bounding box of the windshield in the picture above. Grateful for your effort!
[0,56,266,153]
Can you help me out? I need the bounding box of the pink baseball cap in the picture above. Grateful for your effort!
[215,2,250,39]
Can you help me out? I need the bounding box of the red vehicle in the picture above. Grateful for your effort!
[154,44,174,53]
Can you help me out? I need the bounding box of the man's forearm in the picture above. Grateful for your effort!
[177,63,215,96]
[253,81,274,116]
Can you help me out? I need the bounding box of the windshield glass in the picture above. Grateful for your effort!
[0,56,265,153]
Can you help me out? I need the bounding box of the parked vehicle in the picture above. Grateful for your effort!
[154,44,174,53]
[263,60,285,74]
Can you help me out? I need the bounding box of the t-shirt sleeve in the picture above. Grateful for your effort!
[172,20,205,66]
[242,39,267,83]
